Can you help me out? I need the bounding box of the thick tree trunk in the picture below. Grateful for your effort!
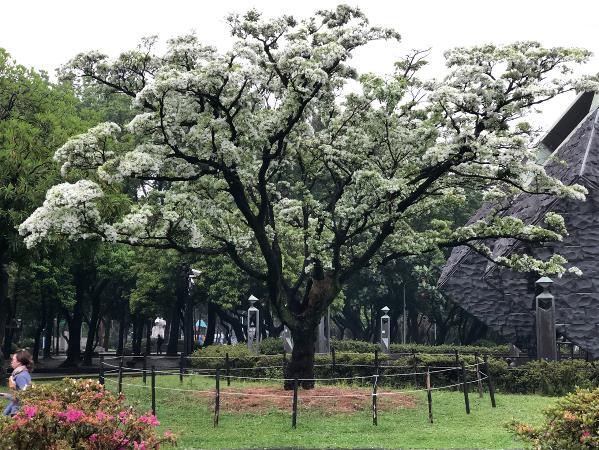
[54,314,60,355]
[145,318,152,355]
[102,319,111,351]
[117,308,128,356]
[0,251,8,353]
[2,263,19,357]
[63,296,83,367]
[203,302,217,346]
[215,306,245,343]
[84,294,102,365]
[284,324,318,390]
[184,295,194,355]
[32,299,47,363]
[167,266,188,355]
[407,310,419,344]
[43,310,54,358]
[132,314,144,355]
[281,275,338,390]
[32,325,43,363]
[166,304,181,356]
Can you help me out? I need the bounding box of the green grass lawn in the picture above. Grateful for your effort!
[92,373,553,449]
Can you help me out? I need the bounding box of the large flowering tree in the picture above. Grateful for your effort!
[20,6,596,387]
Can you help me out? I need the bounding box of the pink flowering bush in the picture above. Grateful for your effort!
[0,378,176,449]
[511,387,599,449]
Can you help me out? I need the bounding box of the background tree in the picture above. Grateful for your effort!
[0,48,97,353]
[20,7,596,387]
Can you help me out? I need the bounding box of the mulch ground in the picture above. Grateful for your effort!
[204,385,417,414]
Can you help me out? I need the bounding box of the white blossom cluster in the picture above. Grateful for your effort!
[19,7,598,302]
[19,180,106,247]
[54,122,120,176]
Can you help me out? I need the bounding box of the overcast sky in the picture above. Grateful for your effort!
[3,0,599,128]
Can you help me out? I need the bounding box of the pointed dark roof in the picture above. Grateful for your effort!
[439,96,599,287]
[439,93,599,355]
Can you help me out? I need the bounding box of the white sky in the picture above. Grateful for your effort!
[2,0,599,129]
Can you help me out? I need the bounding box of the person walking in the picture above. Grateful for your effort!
[156,334,164,355]
[2,349,33,416]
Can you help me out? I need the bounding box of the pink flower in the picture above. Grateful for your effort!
[133,441,147,450]
[89,433,98,442]
[22,405,37,419]
[138,414,160,427]
[112,430,125,441]
[164,430,176,439]
[581,430,591,442]
[96,410,112,421]
[118,410,130,423]
[64,409,85,423]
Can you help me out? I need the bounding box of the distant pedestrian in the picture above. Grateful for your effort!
[156,335,164,355]
[2,349,33,416]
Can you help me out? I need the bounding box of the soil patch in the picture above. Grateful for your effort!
[205,385,417,414]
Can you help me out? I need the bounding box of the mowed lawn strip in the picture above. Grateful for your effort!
[98,374,553,449]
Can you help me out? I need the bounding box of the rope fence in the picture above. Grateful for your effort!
[99,354,497,429]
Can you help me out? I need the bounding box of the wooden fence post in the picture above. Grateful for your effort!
[426,365,433,424]
[118,357,123,395]
[99,356,105,386]
[151,366,156,416]
[143,355,147,385]
[454,350,461,392]
[460,361,470,414]
[374,349,379,376]
[483,355,496,408]
[372,375,378,426]
[332,347,336,375]
[292,378,298,429]
[412,350,418,387]
[226,352,231,386]
[179,353,184,384]
[474,352,483,398]
[214,369,220,427]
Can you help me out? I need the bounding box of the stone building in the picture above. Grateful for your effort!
[439,92,599,357]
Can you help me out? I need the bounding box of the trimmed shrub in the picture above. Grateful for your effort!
[388,343,510,356]
[190,343,599,395]
[511,387,599,449]
[259,337,284,355]
[190,344,284,380]
[330,339,509,356]
[0,378,176,449]
[331,339,378,353]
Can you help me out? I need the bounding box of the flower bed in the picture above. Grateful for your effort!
[0,378,176,449]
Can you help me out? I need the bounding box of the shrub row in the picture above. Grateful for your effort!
[190,343,599,395]
[238,338,511,356]
[331,338,510,356]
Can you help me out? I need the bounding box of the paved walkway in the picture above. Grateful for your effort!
[1,354,185,381]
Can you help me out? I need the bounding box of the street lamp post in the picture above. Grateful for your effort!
[317,307,331,353]
[247,295,260,353]
[535,276,557,360]
[380,306,391,353]
[186,269,202,355]
[282,326,293,353]
[398,279,406,344]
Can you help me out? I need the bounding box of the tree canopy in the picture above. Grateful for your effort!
[19,6,598,385]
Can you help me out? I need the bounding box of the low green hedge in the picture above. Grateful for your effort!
[330,338,510,356]
[190,343,599,395]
